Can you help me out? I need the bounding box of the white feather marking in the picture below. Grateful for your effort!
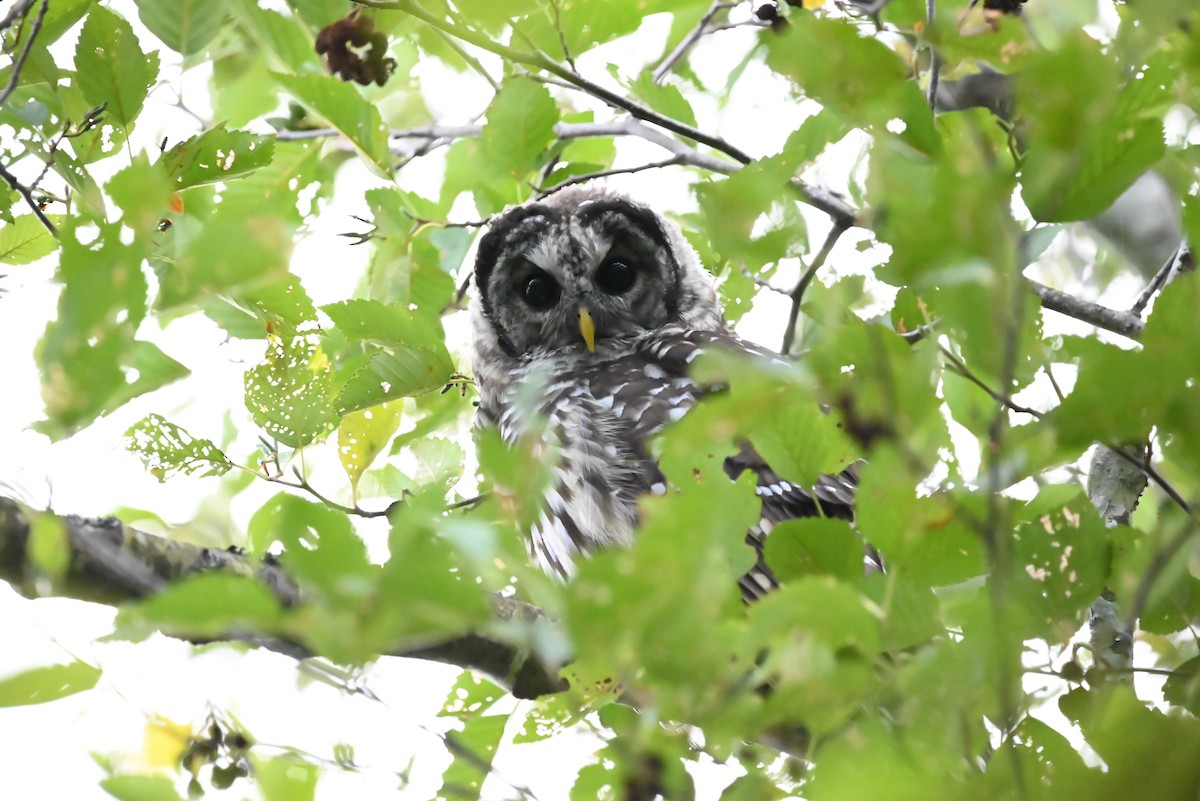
[667,406,688,422]
[643,364,666,379]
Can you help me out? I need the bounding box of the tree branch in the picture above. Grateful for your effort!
[1129,240,1193,317]
[0,497,567,699]
[652,1,738,84]
[781,222,847,354]
[352,0,753,165]
[0,0,47,110]
[1028,280,1146,339]
[0,0,57,236]
[536,156,686,195]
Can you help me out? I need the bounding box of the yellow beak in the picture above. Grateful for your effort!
[578,307,596,352]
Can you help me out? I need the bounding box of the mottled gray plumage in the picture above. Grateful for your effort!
[470,186,857,601]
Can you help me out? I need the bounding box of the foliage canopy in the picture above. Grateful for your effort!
[2,0,1200,799]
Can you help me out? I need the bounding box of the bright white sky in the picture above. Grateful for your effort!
[0,1,1172,799]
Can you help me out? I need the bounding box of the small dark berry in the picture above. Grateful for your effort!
[755,2,779,21]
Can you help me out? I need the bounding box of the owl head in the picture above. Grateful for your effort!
[470,186,725,367]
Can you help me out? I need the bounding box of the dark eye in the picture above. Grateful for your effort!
[522,271,560,309]
[596,259,636,295]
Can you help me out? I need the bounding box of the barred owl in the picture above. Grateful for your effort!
[470,186,859,601]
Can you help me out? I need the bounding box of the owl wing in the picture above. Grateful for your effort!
[577,327,860,602]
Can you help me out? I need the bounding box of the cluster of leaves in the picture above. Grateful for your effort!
[3,0,1200,799]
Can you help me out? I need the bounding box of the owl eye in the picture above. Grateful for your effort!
[596,259,636,295]
[522,271,560,309]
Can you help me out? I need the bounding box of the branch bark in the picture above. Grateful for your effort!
[0,497,567,700]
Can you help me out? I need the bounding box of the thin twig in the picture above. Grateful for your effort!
[652,1,737,84]
[1105,445,1192,517]
[781,223,848,354]
[0,0,36,35]
[431,28,501,91]
[536,156,685,195]
[0,0,45,109]
[738,262,791,298]
[1129,240,1191,317]
[0,162,57,235]
[925,0,940,109]
[545,0,577,72]
[0,0,57,235]
[352,0,754,165]
[939,345,1042,417]
[267,468,402,519]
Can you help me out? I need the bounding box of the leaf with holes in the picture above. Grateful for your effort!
[160,125,276,190]
[125,414,233,481]
[244,334,339,447]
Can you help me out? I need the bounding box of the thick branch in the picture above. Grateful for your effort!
[0,497,566,699]
[1028,280,1145,339]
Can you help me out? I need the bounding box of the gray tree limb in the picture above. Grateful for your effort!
[0,497,567,699]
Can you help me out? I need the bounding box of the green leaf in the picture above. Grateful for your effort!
[438,714,506,801]
[747,577,882,655]
[627,72,697,129]
[106,156,173,234]
[273,73,392,177]
[324,299,456,412]
[1019,34,1168,222]
[335,347,457,413]
[160,125,276,189]
[0,214,61,265]
[372,494,491,645]
[0,661,101,707]
[118,573,283,637]
[411,437,465,491]
[253,755,318,801]
[155,213,291,309]
[766,13,940,156]
[481,77,558,179]
[244,334,339,447]
[745,394,857,487]
[338,400,404,493]
[1010,486,1111,635]
[125,414,234,481]
[322,298,448,351]
[35,222,189,439]
[247,496,371,601]
[101,775,186,801]
[763,517,863,583]
[74,5,159,132]
[133,0,229,56]
[441,672,503,719]
[230,0,317,73]
[27,510,71,581]
[35,0,94,48]
[1163,656,1200,717]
